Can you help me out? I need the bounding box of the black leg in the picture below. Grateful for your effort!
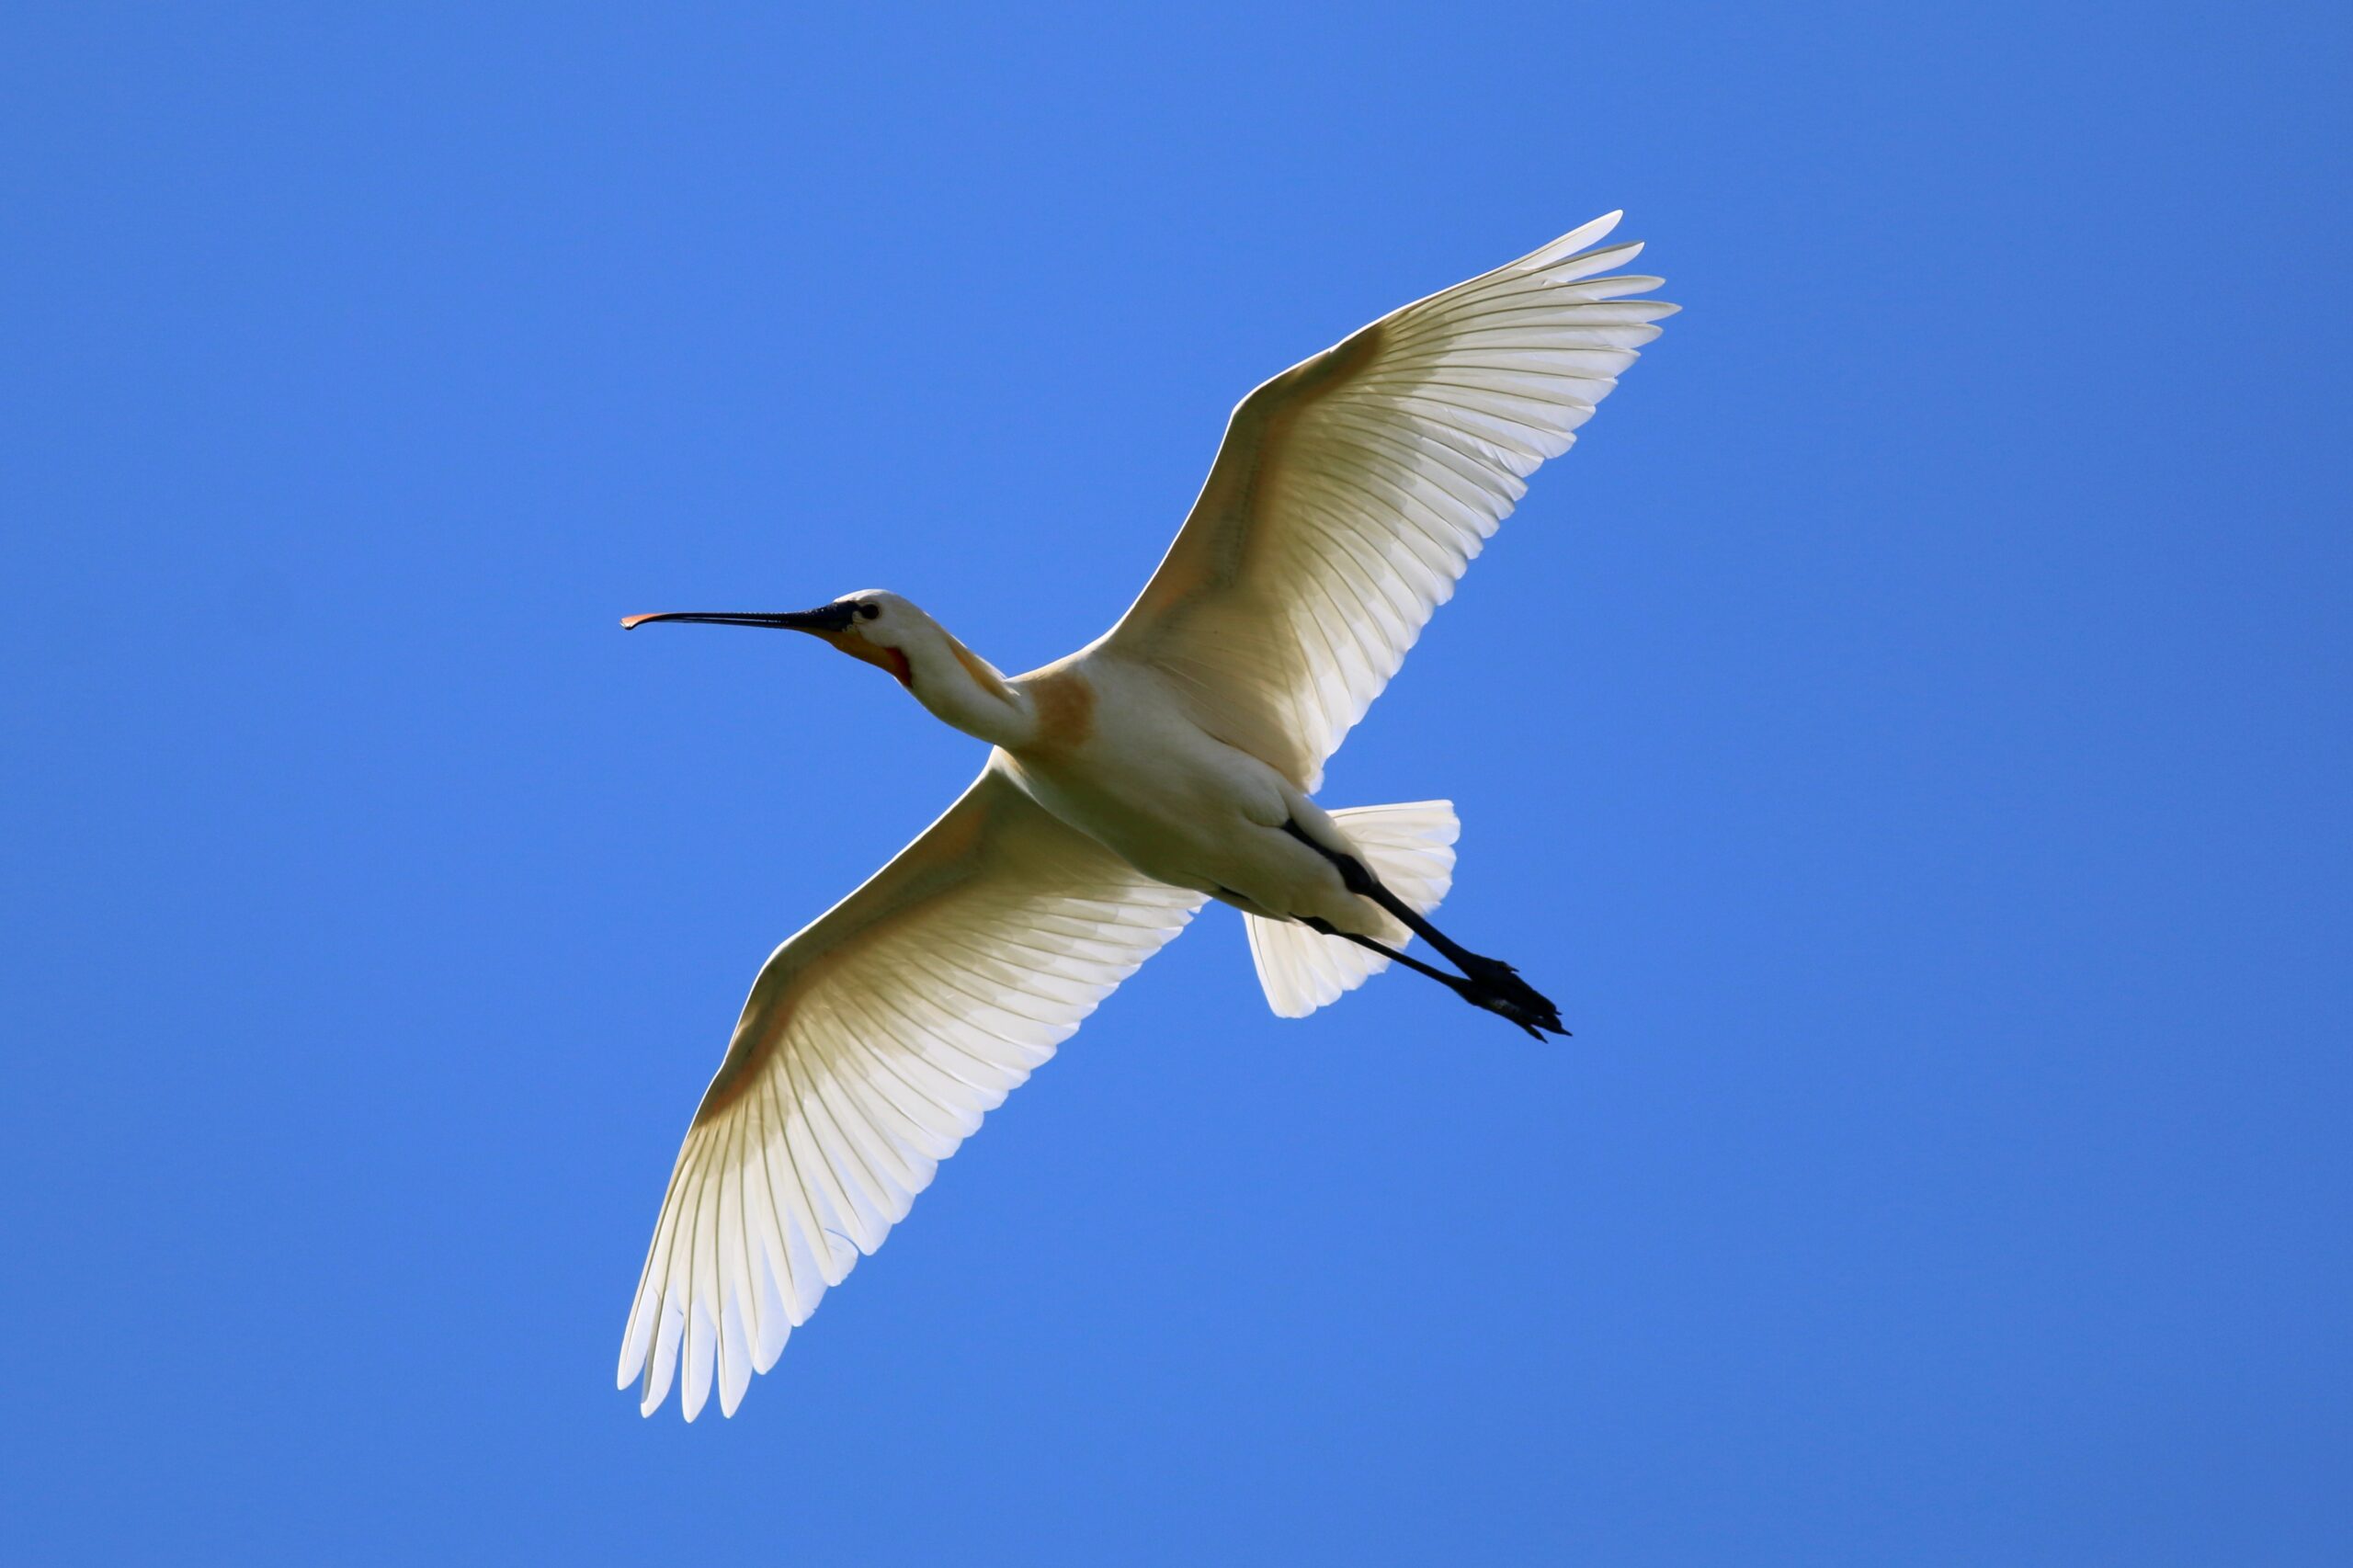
[1306,921,1557,1040]
[1290,825,1568,1037]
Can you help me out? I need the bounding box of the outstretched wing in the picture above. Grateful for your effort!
[619,762,1202,1419]
[1104,213,1676,790]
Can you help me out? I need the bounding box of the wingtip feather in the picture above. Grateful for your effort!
[1516,211,1625,272]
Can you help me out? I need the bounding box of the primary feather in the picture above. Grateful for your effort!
[1107,211,1676,789]
[620,765,1200,1419]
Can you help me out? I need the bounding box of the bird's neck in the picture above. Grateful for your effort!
[899,627,1035,749]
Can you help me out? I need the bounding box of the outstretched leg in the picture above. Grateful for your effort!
[1303,920,1561,1039]
[1288,823,1567,1037]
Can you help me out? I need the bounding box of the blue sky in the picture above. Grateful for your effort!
[4,3,2347,1562]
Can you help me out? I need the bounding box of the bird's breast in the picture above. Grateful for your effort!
[1015,665,1097,762]
[1004,658,1291,891]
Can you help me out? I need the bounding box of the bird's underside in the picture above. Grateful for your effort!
[619,212,1675,1417]
[988,650,1563,1034]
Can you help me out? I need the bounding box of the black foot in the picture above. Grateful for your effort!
[1454,956,1568,1039]
[1284,820,1569,1039]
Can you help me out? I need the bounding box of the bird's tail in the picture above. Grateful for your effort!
[1245,801,1459,1018]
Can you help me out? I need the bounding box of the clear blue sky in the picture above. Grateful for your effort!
[4,4,2347,1562]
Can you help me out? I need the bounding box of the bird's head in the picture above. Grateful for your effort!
[625,589,1031,745]
[624,589,1028,744]
[622,591,932,687]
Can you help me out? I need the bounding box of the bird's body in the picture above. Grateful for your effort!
[618,214,1676,1418]
[997,653,1365,934]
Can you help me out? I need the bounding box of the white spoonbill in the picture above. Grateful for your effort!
[618,213,1675,1418]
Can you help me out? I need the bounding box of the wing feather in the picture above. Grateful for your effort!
[1102,215,1674,786]
[619,763,1202,1417]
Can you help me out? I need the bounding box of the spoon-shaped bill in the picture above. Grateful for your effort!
[620,606,859,633]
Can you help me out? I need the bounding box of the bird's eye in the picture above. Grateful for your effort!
[857,603,881,621]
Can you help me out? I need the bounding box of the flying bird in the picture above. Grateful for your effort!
[618,213,1675,1418]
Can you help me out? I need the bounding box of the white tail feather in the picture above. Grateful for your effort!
[1245,801,1459,1018]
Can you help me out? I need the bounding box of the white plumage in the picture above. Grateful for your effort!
[1245,801,1458,1017]
[1105,210,1667,790]
[616,770,1200,1419]
[620,214,1675,1416]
